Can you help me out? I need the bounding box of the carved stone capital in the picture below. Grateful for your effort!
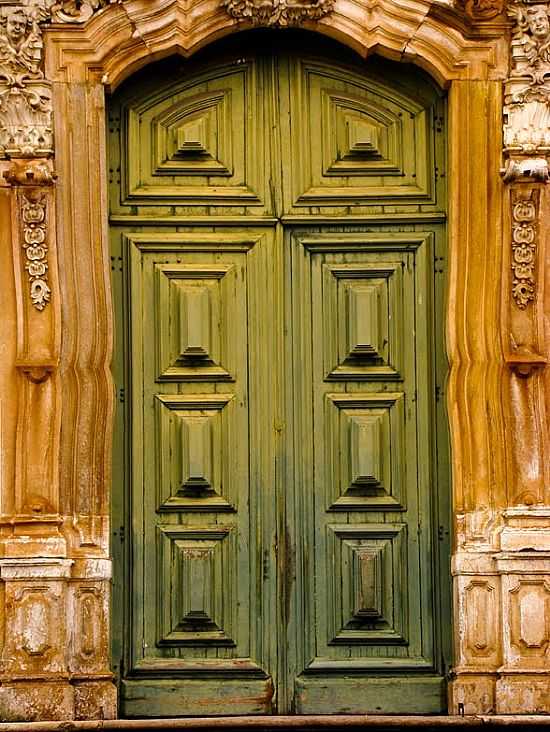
[4,159,56,186]
[502,157,550,183]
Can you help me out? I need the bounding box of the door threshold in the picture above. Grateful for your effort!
[1,716,550,731]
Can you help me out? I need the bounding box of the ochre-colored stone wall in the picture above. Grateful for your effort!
[0,0,549,721]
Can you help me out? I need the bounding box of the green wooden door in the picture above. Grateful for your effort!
[109,33,450,718]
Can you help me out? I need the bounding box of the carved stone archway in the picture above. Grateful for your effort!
[0,0,549,721]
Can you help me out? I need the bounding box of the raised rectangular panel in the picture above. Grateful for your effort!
[510,580,550,657]
[179,285,211,360]
[349,413,385,490]
[463,580,498,661]
[157,526,236,646]
[346,283,383,360]
[181,416,213,492]
[155,264,235,382]
[325,393,406,511]
[353,546,383,618]
[120,64,266,206]
[326,523,408,645]
[155,394,235,512]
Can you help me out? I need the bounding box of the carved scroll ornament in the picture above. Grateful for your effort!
[222,0,334,25]
[453,0,504,21]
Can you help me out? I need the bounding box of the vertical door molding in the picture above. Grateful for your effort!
[447,78,509,715]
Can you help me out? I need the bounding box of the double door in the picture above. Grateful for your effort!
[109,34,450,717]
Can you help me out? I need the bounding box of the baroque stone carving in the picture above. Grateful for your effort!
[0,0,123,157]
[0,3,51,157]
[222,0,334,26]
[49,0,123,24]
[0,4,44,84]
[21,192,50,310]
[3,159,56,186]
[453,0,504,21]
[510,189,539,309]
[504,0,550,158]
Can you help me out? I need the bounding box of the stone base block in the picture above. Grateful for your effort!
[74,679,117,720]
[0,681,74,722]
[496,674,550,713]
[448,674,495,714]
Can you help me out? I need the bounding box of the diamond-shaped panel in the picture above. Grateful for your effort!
[325,393,406,511]
[155,264,234,382]
[321,262,404,381]
[155,394,236,512]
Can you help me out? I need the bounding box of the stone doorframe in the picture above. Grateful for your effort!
[0,0,549,721]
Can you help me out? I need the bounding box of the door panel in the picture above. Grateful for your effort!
[109,36,449,717]
[117,230,279,715]
[112,58,271,210]
[278,56,434,214]
[285,229,445,712]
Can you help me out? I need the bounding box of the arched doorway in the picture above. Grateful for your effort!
[109,32,450,717]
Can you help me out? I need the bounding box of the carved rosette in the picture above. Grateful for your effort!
[222,0,334,25]
[511,189,539,309]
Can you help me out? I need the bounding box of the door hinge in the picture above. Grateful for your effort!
[118,387,125,403]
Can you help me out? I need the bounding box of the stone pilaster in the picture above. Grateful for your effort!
[0,2,117,720]
[450,3,550,711]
